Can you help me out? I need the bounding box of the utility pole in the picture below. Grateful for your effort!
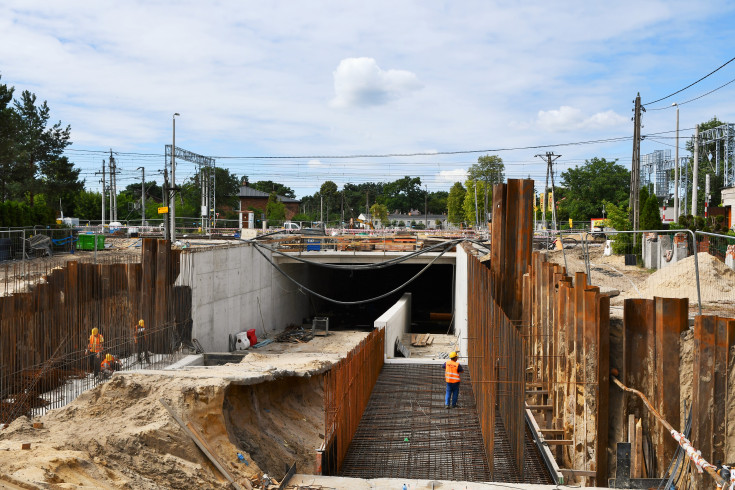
[320,194,323,224]
[170,113,180,242]
[201,164,206,233]
[137,167,145,226]
[629,93,643,242]
[425,185,428,228]
[535,152,561,232]
[110,150,118,222]
[108,154,114,223]
[692,125,699,216]
[100,160,106,227]
[163,158,169,240]
[474,184,479,229]
[673,103,680,220]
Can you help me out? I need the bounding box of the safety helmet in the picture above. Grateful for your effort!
[92,328,99,336]
[105,353,112,361]
[449,351,458,359]
[138,319,144,326]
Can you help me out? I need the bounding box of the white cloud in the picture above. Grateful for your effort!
[536,106,627,132]
[437,169,468,183]
[307,159,324,168]
[330,57,422,108]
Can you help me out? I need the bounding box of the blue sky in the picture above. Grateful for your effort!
[1,0,735,199]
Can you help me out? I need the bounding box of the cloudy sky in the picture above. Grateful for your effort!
[2,1,735,197]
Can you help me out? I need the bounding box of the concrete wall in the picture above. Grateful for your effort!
[374,292,412,358]
[454,244,469,362]
[177,243,311,352]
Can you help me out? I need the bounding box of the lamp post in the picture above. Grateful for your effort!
[170,113,180,241]
[672,103,679,221]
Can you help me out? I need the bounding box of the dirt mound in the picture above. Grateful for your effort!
[638,252,735,304]
[0,365,326,489]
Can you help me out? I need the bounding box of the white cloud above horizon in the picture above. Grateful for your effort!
[536,106,628,132]
[330,57,423,108]
[0,0,733,197]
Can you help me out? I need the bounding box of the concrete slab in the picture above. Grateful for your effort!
[289,476,608,490]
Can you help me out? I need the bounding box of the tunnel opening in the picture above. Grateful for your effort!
[302,261,455,333]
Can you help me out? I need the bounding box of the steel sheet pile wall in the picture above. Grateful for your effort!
[323,327,385,475]
[0,239,190,424]
[690,315,735,490]
[525,253,609,485]
[620,298,688,480]
[465,179,534,478]
[467,251,525,477]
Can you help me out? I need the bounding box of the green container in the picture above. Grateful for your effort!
[78,234,105,250]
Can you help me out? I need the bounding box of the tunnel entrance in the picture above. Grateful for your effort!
[303,262,455,334]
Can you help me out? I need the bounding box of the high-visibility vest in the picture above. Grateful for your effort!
[88,334,104,353]
[445,360,461,383]
[101,359,112,370]
[134,325,145,343]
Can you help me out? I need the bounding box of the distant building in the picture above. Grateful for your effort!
[238,185,300,220]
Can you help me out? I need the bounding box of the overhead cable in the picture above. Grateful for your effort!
[251,238,456,305]
[252,238,462,270]
[644,56,735,106]
[647,75,735,110]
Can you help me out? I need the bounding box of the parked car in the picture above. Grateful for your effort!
[283,221,301,232]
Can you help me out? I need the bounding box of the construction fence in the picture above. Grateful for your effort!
[322,327,385,475]
[0,239,193,426]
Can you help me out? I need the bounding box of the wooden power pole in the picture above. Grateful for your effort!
[630,93,643,240]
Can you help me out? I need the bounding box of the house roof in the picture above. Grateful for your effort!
[238,186,300,203]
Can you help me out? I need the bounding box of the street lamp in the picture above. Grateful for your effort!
[672,103,679,221]
[170,113,180,241]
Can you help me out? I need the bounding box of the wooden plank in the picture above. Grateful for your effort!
[159,399,248,490]
[539,428,564,435]
[634,419,643,479]
[527,404,553,411]
[545,439,573,446]
[559,469,597,478]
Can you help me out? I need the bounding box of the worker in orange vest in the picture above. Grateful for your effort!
[85,327,104,376]
[134,319,150,364]
[443,351,464,409]
[100,353,121,376]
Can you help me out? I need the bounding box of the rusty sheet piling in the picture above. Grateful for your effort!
[322,327,384,475]
[0,239,190,424]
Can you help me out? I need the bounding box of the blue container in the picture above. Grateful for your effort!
[306,238,321,251]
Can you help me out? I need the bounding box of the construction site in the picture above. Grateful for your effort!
[1,179,734,490]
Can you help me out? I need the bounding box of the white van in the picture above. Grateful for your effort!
[284,221,301,232]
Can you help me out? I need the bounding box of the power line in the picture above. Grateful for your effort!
[643,56,735,106]
[646,75,735,110]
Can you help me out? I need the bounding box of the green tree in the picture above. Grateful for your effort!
[639,186,662,230]
[73,190,103,221]
[251,180,295,198]
[468,155,504,217]
[370,203,388,227]
[604,200,633,254]
[40,156,83,216]
[463,180,489,226]
[383,176,423,213]
[266,192,286,222]
[560,157,630,221]
[0,76,19,201]
[447,182,466,225]
[427,190,448,214]
[13,90,71,205]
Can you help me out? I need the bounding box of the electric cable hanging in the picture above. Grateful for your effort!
[644,56,735,106]
[251,238,463,270]
[647,75,735,110]
[251,238,454,305]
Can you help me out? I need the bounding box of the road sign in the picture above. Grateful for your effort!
[158,206,169,214]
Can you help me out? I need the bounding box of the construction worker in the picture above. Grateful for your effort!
[443,351,463,409]
[100,353,121,376]
[134,319,151,364]
[85,327,104,376]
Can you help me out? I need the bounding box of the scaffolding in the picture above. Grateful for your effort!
[165,145,216,233]
[640,150,689,212]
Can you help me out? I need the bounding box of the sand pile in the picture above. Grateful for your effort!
[638,252,735,304]
[0,351,338,489]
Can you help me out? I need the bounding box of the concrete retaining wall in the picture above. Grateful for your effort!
[455,243,469,361]
[177,243,311,352]
[375,292,412,358]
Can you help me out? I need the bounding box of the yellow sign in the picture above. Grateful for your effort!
[158,206,169,214]
[569,218,573,228]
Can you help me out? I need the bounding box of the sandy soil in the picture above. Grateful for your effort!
[545,248,735,317]
[0,330,370,489]
[400,333,460,359]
